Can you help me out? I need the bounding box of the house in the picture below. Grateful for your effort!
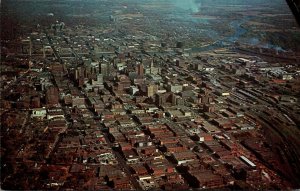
[171,151,197,165]
[130,164,149,176]
[122,149,139,164]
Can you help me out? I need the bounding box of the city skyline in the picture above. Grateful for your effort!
[1,0,300,190]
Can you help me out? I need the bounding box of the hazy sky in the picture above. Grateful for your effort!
[173,0,200,12]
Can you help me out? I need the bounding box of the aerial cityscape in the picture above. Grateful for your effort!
[1,0,300,190]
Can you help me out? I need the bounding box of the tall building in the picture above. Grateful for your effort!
[167,84,183,93]
[75,66,85,80]
[75,66,85,88]
[144,60,161,75]
[92,74,104,90]
[45,86,59,105]
[155,93,167,106]
[147,84,158,97]
[136,63,144,76]
[150,61,161,75]
[30,96,41,108]
[100,61,111,77]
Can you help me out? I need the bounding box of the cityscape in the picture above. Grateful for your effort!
[1,0,300,190]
